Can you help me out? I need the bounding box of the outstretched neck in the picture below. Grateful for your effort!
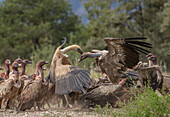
[5,63,10,77]
[62,45,76,54]
[88,53,102,58]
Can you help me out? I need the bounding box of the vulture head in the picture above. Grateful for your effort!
[78,52,102,62]
[75,45,83,55]
[15,58,23,64]
[146,53,153,58]
[148,55,158,65]
[5,59,11,65]
[36,61,48,79]
[12,62,21,70]
[61,45,83,55]
[22,59,32,65]
[36,61,48,67]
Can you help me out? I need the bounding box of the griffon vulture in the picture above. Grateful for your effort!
[78,37,152,84]
[45,38,91,108]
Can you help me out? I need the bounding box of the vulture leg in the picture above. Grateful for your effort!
[59,95,66,108]
[56,97,61,108]
[16,100,23,112]
[37,104,41,111]
[1,98,8,111]
[47,102,51,108]
[74,93,80,108]
[64,94,70,108]
[33,101,38,111]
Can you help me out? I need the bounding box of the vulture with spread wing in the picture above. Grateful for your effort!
[45,38,91,107]
[79,37,152,84]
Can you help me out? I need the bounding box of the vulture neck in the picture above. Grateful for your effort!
[149,60,157,66]
[153,61,157,65]
[20,63,26,75]
[36,66,44,79]
[5,63,10,77]
[13,67,19,78]
[87,52,102,58]
[62,45,78,54]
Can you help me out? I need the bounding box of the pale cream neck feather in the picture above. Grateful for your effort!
[62,45,80,54]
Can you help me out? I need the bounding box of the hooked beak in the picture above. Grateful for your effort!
[78,59,82,63]
[27,61,32,64]
[78,56,86,62]
[77,49,83,55]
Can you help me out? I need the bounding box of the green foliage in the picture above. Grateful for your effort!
[82,0,170,71]
[31,43,55,68]
[122,87,170,117]
[94,103,124,117]
[94,87,170,117]
[0,0,80,63]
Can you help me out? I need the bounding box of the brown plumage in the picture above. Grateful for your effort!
[0,62,21,111]
[79,37,152,84]
[16,61,48,111]
[45,38,91,108]
[134,54,163,90]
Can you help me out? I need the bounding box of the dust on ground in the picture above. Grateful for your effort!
[0,108,123,117]
[0,108,99,117]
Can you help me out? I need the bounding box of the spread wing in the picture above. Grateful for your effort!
[49,65,91,95]
[104,37,152,68]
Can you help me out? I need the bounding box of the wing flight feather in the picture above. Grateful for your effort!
[104,37,151,68]
[52,65,91,95]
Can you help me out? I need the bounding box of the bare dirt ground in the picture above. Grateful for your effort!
[0,108,99,117]
[0,108,123,117]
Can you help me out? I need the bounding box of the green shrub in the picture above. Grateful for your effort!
[94,103,124,117]
[31,44,55,68]
[94,87,169,117]
[122,86,170,117]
